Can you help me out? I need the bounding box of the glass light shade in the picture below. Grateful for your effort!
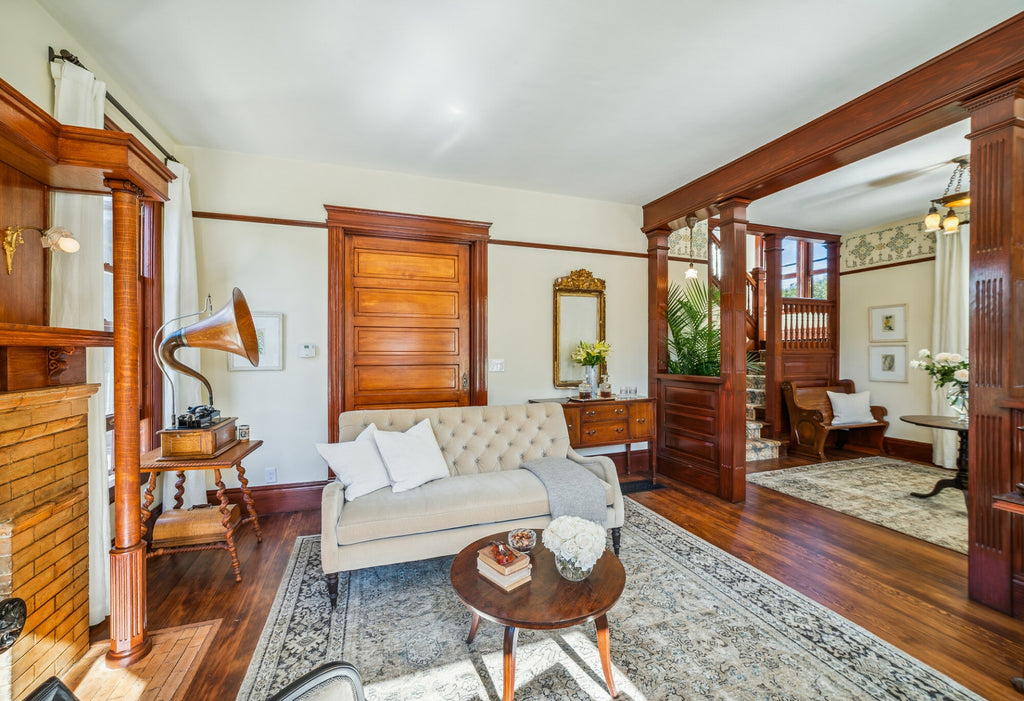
[942,209,960,233]
[41,226,79,253]
[56,235,80,253]
[685,263,698,279]
[923,206,941,233]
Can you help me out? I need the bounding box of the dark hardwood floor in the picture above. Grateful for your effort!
[96,450,1024,700]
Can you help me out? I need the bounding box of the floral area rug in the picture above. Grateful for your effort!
[236,499,980,700]
[746,456,968,554]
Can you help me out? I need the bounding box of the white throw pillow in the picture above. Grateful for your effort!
[827,390,875,425]
[316,424,391,501]
[374,418,450,492]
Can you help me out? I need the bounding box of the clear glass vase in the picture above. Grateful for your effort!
[554,555,593,581]
[945,382,969,423]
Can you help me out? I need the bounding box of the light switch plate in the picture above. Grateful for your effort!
[488,358,505,372]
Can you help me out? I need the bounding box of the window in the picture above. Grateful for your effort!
[780,238,829,299]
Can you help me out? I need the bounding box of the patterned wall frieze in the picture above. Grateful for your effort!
[668,220,709,258]
[840,208,967,272]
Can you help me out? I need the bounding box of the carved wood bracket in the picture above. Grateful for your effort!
[46,346,77,381]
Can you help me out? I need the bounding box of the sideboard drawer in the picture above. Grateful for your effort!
[580,404,628,422]
[580,420,629,444]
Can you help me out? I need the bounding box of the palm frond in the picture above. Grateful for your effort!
[665,280,721,376]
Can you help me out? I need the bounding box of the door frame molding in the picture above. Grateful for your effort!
[325,205,490,442]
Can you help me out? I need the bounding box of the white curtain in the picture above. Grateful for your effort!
[49,60,110,626]
[162,161,208,509]
[930,223,970,469]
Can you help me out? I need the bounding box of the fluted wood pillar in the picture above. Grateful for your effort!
[646,227,671,390]
[105,179,151,665]
[762,233,784,441]
[717,199,750,502]
[963,80,1024,616]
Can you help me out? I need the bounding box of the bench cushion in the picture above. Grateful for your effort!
[336,470,615,545]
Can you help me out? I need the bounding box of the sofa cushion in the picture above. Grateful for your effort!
[316,424,390,502]
[374,418,450,492]
[335,470,615,545]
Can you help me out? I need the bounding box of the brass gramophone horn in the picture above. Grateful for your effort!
[157,287,259,409]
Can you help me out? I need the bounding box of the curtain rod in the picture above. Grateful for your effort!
[49,47,179,164]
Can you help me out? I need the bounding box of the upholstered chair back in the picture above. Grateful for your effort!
[338,403,570,476]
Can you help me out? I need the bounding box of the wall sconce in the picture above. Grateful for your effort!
[2,225,79,275]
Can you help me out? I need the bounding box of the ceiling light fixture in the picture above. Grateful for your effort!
[2,225,79,274]
[684,216,699,279]
[924,157,970,234]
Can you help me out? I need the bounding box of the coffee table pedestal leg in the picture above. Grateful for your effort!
[595,613,619,698]
[466,612,480,644]
[503,626,518,701]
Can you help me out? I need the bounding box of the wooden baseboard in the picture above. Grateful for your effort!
[205,479,329,515]
[883,437,935,465]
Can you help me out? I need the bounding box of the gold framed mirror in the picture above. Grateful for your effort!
[553,269,606,388]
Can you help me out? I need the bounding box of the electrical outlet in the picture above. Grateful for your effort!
[265,467,277,484]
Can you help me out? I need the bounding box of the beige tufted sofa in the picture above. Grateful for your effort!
[321,402,624,606]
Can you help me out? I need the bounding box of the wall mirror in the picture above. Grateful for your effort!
[553,268,606,388]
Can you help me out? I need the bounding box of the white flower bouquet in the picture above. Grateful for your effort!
[909,349,969,389]
[542,515,606,573]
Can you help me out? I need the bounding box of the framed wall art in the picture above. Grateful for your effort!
[869,344,907,383]
[228,312,283,371]
[869,304,907,343]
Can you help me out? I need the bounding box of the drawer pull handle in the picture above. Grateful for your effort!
[636,418,646,424]
[567,424,574,429]
[615,427,624,433]
[585,410,596,416]
[586,429,597,436]
[614,408,624,415]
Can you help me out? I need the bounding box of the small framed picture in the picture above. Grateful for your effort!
[228,312,283,371]
[869,345,907,382]
[869,304,907,342]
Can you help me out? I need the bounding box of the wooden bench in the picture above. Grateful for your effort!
[781,380,888,461]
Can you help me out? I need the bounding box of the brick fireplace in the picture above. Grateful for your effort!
[0,384,97,700]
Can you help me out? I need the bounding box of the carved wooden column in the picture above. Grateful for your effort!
[762,233,784,441]
[646,227,670,393]
[963,80,1024,616]
[717,199,750,502]
[105,179,151,664]
[825,239,841,383]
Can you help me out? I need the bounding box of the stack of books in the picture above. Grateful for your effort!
[477,544,531,591]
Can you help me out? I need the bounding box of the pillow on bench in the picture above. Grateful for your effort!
[827,390,875,425]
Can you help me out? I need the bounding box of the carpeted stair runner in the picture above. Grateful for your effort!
[746,356,782,461]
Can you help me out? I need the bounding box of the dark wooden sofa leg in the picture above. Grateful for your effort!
[611,527,621,556]
[326,572,338,609]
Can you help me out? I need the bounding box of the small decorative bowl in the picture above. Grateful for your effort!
[507,528,537,553]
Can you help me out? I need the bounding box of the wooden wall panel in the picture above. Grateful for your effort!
[656,376,722,493]
[0,161,47,325]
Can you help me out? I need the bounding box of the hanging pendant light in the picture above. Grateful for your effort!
[923,157,969,234]
[685,216,699,279]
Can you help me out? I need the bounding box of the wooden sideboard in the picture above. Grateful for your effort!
[530,397,656,478]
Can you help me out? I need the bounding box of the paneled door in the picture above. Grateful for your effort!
[326,206,489,442]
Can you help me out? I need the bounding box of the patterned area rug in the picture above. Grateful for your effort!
[747,456,968,554]
[236,499,980,700]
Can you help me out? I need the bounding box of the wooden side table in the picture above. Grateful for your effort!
[139,440,264,582]
[530,397,657,478]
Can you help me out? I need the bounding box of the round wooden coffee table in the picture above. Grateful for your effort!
[450,531,626,701]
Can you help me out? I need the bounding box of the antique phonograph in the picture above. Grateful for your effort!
[154,287,259,458]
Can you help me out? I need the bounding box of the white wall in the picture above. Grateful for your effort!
[839,255,935,444]
[181,146,646,487]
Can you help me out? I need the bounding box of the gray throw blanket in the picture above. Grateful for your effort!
[521,456,607,524]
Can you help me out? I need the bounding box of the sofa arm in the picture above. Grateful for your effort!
[320,480,346,574]
[566,448,624,529]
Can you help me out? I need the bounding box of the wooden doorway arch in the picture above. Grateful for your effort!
[642,14,1024,616]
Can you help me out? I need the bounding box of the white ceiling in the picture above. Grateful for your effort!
[37,1,1020,234]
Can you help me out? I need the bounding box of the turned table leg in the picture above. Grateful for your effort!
[214,468,242,582]
[502,625,518,701]
[141,472,157,538]
[595,614,618,698]
[236,460,263,542]
[466,611,480,644]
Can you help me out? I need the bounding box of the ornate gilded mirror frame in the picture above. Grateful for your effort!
[553,268,606,388]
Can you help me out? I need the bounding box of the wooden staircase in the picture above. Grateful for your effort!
[745,351,782,461]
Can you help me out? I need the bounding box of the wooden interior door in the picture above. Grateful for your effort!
[327,206,490,441]
[346,234,469,410]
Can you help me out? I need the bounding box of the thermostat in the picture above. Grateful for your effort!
[298,343,317,358]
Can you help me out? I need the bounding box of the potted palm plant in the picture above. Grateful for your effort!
[665,280,720,376]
